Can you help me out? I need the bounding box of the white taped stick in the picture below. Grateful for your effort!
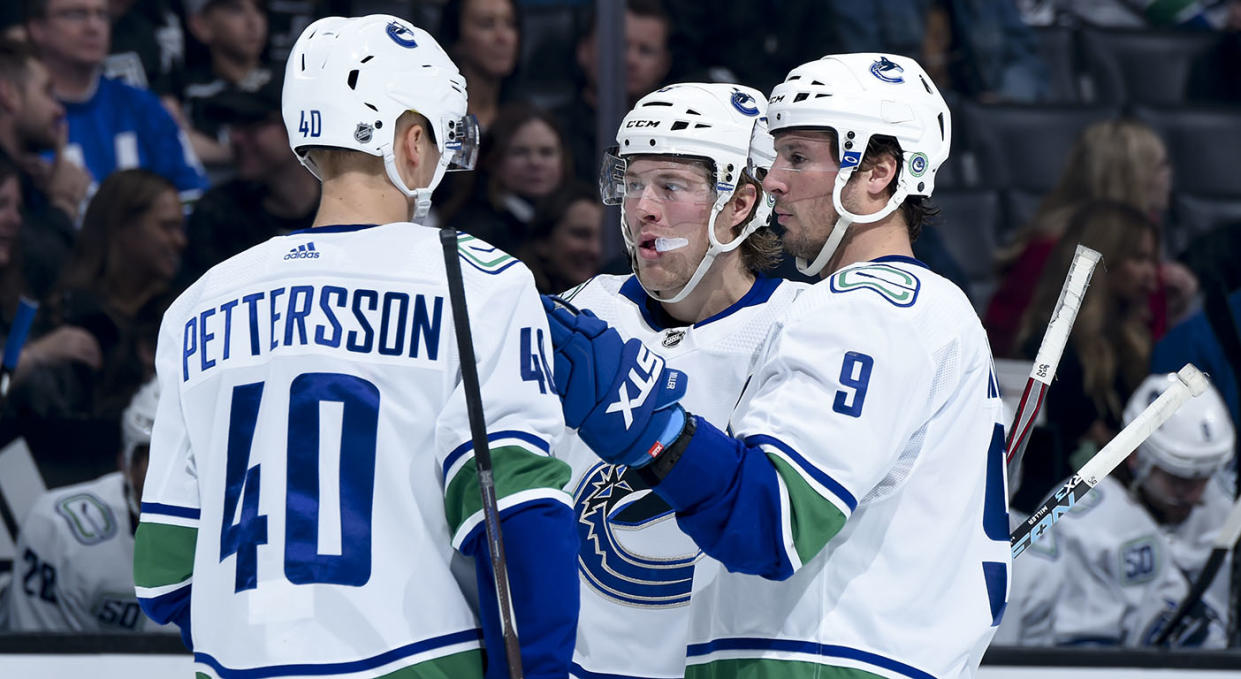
[1012,364,1209,559]
[1029,245,1101,386]
[1006,245,1101,481]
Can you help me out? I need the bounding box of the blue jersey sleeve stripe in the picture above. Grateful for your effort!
[442,430,550,483]
[744,435,858,511]
[195,628,483,678]
[140,502,202,520]
[686,638,935,679]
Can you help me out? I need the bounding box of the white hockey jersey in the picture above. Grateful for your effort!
[1010,476,1229,647]
[678,257,1010,678]
[6,472,172,633]
[558,274,806,679]
[135,225,570,678]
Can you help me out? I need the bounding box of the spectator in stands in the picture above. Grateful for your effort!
[25,0,208,199]
[181,0,271,168]
[180,73,317,284]
[0,39,91,299]
[10,169,183,486]
[439,0,520,130]
[0,152,103,410]
[106,0,185,100]
[4,379,175,634]
[553,0,671,184]
[1018,200,1158,458]
[985,118,1190,357]
[519,181,602,294]
[440,103,569,254]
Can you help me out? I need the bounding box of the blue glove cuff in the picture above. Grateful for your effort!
[625,405,686,469]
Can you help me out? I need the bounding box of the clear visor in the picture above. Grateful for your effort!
[443,113,480,172]
[600,149,716,207]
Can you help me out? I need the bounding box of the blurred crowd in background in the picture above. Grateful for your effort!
[0,0,1239,650]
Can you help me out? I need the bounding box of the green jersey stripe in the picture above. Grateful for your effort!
[134,522,198,588]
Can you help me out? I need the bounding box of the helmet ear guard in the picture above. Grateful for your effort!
[283,15,476,219]
[767,53,951,276]
[606,83,775,304]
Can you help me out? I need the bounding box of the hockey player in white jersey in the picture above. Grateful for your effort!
[558,83,805,679]
[545,53,1008,678]
[6,380,174,635]
[133,15,578,679]
[1004,373,1234,647]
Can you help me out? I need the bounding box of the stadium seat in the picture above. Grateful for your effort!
[1031,26,1083,103]
[1135,105,1241,197]
[1171,193,1241,256]
[960,102,1121,192]
[1080,28,1221,106]
[1002,188,1046,243]
[927,189,1003,310]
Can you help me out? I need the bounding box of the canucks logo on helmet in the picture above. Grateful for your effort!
[870,56,905,83]
[731,89,760,117]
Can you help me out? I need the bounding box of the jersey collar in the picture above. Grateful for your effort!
[620,275,784,332]
[870,254,930,269]
[287,223,381,235]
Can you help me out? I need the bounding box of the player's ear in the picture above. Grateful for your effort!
[395,116,429,189]
[862,152,898,198]
[724,180,758,230]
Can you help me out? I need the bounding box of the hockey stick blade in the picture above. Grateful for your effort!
[1152,484,1241,645]
[438,229,524,679]
[1006,246,1100,481]
[1012,363,1209,560]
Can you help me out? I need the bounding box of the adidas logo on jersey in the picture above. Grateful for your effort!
[284,242,319,260]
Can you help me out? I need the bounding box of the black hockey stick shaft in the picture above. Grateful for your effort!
[439,229,523,679]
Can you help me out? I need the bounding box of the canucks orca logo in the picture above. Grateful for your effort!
[731,89,760,117]
[908,151,928,177]
[574,462,702,608]
[870,56,904,83]
[386,21,419,48]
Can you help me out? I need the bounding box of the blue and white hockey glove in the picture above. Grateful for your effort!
[542,295,688,469]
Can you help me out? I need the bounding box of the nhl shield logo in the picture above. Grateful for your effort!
[662,329,686,347]
[354,123,374,143]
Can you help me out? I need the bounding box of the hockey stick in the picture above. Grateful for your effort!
[1006,245,1101,482]
[0,298,38,402]
[439,229,523,679]
[1012,364,1209,560]
[1152,491,1241,645]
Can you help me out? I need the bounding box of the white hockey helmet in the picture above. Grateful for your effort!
[283,15,479,219]
[767,53,951,275]
[121,379,159,515]
[600,83,772,303]
[1127,372,1235,481]
[122,379,158,471]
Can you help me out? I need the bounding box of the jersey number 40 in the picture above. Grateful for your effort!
[221,373,379,593]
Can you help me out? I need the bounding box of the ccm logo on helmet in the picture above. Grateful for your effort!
[386,21,418,48]
[625,119,660,129]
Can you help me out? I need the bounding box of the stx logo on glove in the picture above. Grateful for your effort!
[606,344,663,429]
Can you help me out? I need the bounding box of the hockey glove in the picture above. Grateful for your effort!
[542,295,688,468]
